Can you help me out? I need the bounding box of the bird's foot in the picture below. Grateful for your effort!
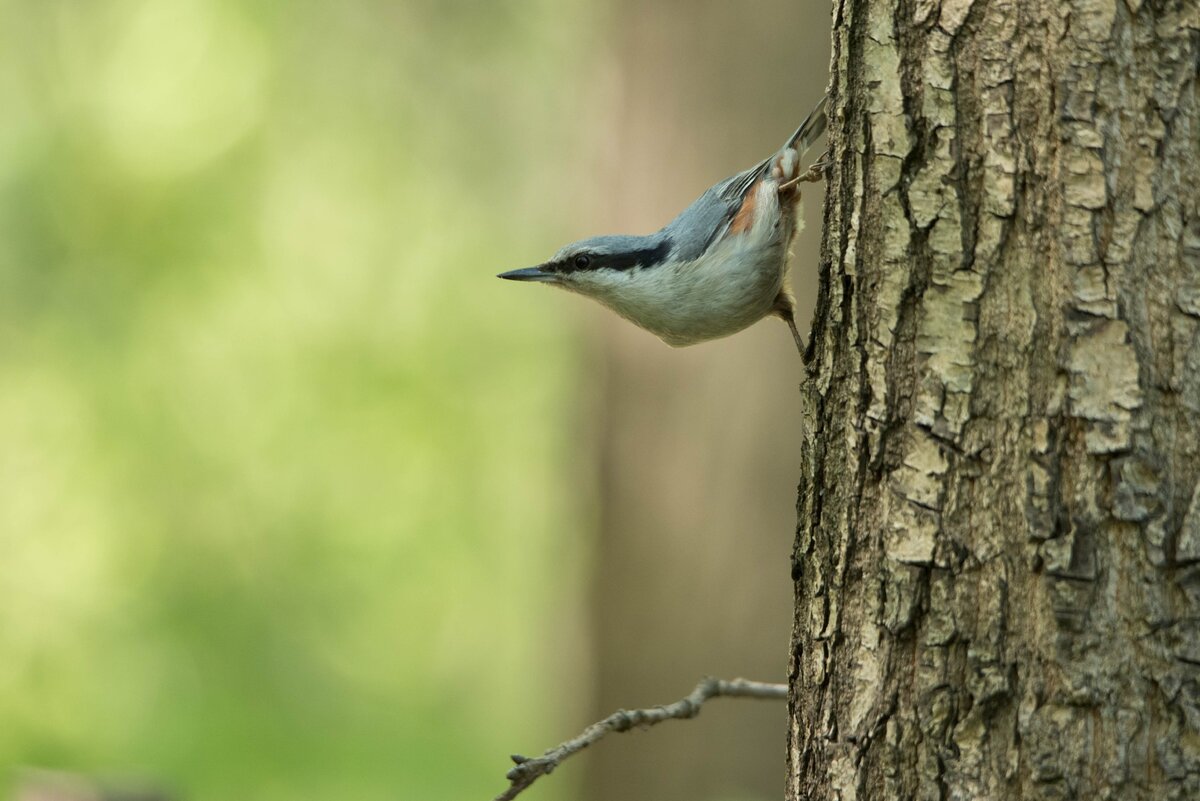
[780,150,830,192]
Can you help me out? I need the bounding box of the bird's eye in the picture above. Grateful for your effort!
[573,254,591,270]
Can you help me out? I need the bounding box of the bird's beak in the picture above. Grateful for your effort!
[497,265,559,283]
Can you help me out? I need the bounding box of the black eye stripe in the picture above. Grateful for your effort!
[558,240,672,273]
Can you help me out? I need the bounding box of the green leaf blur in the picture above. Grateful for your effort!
[0,2,595,799]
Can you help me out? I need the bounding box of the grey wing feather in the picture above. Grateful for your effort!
[661,180,747,261]
[663,96,828,260]
[716,95,828,209]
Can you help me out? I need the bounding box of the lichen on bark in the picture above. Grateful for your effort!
[789,0,1200,798]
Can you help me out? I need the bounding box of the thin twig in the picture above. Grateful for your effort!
[492,676,787,801]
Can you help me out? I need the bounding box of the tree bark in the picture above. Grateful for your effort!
[788,0,1200,799]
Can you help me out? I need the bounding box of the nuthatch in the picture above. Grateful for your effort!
[499,97,827,356]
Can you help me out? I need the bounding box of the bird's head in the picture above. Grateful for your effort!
[498,234,674,297]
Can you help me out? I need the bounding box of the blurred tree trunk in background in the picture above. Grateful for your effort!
[789,0,1199,799]
[585,2,830,801]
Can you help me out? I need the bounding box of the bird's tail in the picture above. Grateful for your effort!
[784,96,828,156]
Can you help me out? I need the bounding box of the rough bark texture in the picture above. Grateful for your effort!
[788,0,1200,799]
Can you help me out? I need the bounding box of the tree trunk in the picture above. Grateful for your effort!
[788,0,1200,799]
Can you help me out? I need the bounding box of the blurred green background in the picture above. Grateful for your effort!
[0,2,828,800]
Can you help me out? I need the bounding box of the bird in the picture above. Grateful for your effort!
[498,97,828,357]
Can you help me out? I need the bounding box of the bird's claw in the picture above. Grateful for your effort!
[780,150,831,192]
[800,150,832,182]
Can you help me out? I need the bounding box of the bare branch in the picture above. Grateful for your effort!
[492,676,786,801]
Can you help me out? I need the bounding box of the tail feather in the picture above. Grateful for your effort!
[784,96,827,156]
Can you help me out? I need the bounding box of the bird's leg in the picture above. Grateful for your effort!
[779,150,831,192]
[773,293,807,361]
[784,312,806,359]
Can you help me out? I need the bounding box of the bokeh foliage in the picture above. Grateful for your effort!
[0,2,598,799]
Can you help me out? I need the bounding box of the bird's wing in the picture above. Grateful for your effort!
[713,97,830,248]
[718,160,772,208]
[662,173,758,262]
[659,160,773,261]
[664,97,828,261]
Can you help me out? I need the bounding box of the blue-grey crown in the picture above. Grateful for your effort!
[551,233,674,274]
